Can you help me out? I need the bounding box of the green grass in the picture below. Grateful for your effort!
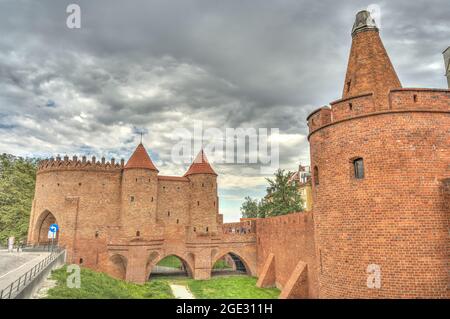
[46,266,174,299]
[156,255,182,268]
[184,275,279,299]
[188,276,280,299]
[212,259,232,269]
[45,267,279,299]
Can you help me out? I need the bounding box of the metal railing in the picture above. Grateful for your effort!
[0,246,65,299]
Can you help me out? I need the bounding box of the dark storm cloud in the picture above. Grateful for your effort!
[0,0,448,220]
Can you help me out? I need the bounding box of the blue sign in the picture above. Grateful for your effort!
[49,223,59,233]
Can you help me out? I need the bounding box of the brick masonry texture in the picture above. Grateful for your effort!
[27,11,449,298]
[27,150,257,283]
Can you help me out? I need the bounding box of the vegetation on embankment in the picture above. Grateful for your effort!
[46,266,174,299]
[45,267,279,299]
[0,154,37,244]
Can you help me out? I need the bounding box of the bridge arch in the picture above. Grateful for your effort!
[147,251,194,280]
[33,210,59,244]
[211,250,256,276]
[109,254,128,280]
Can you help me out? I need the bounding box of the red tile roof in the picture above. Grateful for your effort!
[184,149,217,176]
[124,143,158,171]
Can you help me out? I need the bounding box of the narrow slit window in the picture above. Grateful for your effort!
[353,158,364,179]
[314,166,319,186]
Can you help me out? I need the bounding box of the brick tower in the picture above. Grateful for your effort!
[184,149,219,236]
[121,143,159,237]
[308,10,449,298]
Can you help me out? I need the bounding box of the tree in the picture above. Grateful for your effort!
[0,154,37,244]
[240,196,259,218]
[264,169,304,217]
[240,169,304,219]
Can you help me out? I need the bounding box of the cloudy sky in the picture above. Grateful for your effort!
[0,0,448,221]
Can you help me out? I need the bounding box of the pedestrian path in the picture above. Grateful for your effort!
[0,251,51,292]
[169,284,195,299]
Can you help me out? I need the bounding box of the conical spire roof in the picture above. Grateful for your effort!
[184,149,217,176]
[124,143,158,171]
[342,10,401,107]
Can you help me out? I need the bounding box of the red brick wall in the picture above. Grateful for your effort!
[28,157,255,283]
[255,212,319,298]
[309,110,449,298]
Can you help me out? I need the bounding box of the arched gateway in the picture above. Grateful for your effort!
[33,210,59,245]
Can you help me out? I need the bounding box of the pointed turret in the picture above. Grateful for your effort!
[184,149,217,176]
[185,149,219,239]
[121,143,159,238]
[343,10,401,107]
[125,143,158,171]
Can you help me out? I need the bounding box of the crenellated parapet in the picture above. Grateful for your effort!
[307,88,450,137]
[37,155,125,174]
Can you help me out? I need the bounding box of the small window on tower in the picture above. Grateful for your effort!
[95,231,99,238]
[313,166,319,186]
[130,196,135,202]
[206,227,209,232]
[79,258,83,264]
[353,158,364,179]
[346,80,351,93]
[136,231,140,237]
[167,211,170,217]
[197,201,200,206]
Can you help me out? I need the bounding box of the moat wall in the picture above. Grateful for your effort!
[255,212,319,298]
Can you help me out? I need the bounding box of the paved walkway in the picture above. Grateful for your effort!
[169,284,195,299]
[0,250,51,292]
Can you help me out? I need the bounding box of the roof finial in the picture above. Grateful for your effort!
[140,132,143,144]
[352,10,378,36]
